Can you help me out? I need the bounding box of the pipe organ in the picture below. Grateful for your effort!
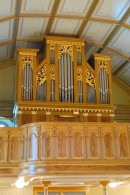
[17,36,114,125]
[22,57,33,101]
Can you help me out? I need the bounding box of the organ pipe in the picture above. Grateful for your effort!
[78,80,83,103]
[99,68,109,104]
[22,64,33,100]
[59,53,74,102]
[50,80,55,102]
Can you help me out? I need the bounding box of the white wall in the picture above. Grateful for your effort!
[89,186,130,195]
[107,186,130,195]
[112,82,130,105]
[89,186,103,195]
[0,65,16,101]
[0,187,33,195]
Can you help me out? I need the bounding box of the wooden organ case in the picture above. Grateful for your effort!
[17,36,114,126]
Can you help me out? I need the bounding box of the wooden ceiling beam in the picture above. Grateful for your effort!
[11,0,23,59]
[113,76,130,95]
[94,8,130,85]
[0,40,15,46]
[76,0,100,37]
[0,59,16,70]
[0,14,129,30]
[101,7,130,49]
[113,61,129,76]
[105,47,130,61]
[44,0,61,36]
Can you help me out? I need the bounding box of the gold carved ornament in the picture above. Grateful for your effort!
[98,59,108,72]
[47,40,85,46]
[59,45,73,59]
[77,45,81,52]
[50,44,55,50]
[50,68,55,80]
[36,64,46,86]
[18,105,114,114]
[77,69,82,81]
[19,52,37,56]
[86,68,95,89]
[22,56,33,69]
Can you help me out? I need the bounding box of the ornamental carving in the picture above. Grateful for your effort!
[22,56,33,69]
[47,40,85,46]
[36,64,46,86]
[59,45,73,59]
[86,68,95,88]
[98,60,108,72]
[19,52,37,56]
[77,46,81,52]
[77,69,82,81]
[50,44,55,50]
[18,106,114,114]
[50,68,55,80]
[95,56,111,61]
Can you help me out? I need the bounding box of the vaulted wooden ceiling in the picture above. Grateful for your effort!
[0,0,130,89]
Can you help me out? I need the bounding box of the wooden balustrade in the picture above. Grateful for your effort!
[0,122,130,163]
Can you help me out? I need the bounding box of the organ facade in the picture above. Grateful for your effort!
[17,36,114,125]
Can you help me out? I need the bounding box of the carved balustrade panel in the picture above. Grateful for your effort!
[0,129,8,162]
[0,123,130,163]
[0,128,23,162]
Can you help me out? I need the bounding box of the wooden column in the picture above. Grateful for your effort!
[46,42,51,102]
[81,44,87,103]
[100,181,109,195]
[33,52,38,101]
[55,43,59,102]
[17,110,22,126]
[17,55,23,101]
[73,45,78,103]
[42,181,51,195]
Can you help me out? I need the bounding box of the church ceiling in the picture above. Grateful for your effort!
[0,0,130,88]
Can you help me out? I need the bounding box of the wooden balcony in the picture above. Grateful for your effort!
[0,122,130,178]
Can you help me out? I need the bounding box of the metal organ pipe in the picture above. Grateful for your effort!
[99,69,102,103]
[70,56,74,102]
[50,79,55,102]
[61,55,65,101]
[101,68,105,103]
[67,54,71,102]
[106,72,110,104]
[22,69,24,99]
[104,69,107,103]
[99,68,109,104]
[59,53,74,102]
[22,64,33,100]
[28,65,32,100]
[59,57,62,101]
[26,65,28,99]
[78,80,83,103]
[64,53,67,102]
[24,65,27,99]
[30,68,33,100]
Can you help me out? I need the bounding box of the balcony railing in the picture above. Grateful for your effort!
[0,122,130,163]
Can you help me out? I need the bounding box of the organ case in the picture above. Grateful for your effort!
[17,36,114,125]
